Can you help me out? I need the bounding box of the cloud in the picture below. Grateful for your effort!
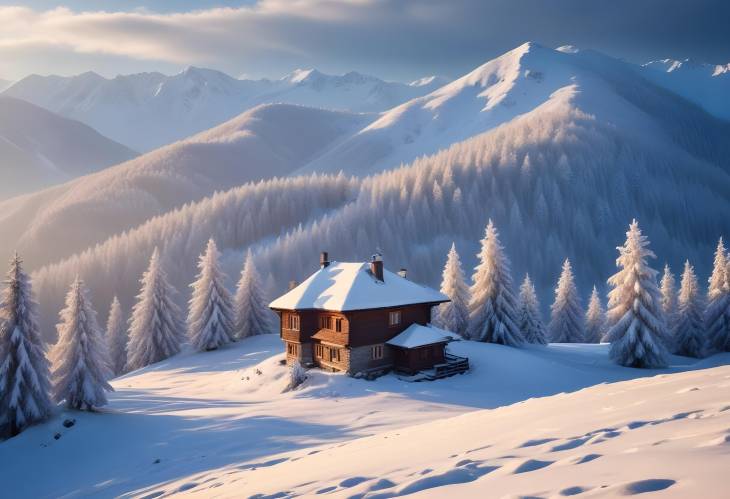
[0,0,728,80]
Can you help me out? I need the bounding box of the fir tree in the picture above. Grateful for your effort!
[517,274,547,345]
[106,296,127,376]
[0,253,53,438]
[126,248,185,370]
[548,259,585,343]
[585,286,606,343]
[674,261,706,358]
[188,239,235,351]
[605,220,669,368]
[51,278,113,410]
[659,264,678,334]
[466,220,523,346]
[434,243,470,337]
[234,249,274,339]
[705,237,730,351]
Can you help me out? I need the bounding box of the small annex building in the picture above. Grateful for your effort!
[269,252,457,376]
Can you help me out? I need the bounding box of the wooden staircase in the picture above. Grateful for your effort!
[416,352,469,381]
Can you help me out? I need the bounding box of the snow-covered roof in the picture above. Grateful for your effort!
[386,323,453,349]
[269,262,448,312]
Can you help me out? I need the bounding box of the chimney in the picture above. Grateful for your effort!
[398,268,407,279]
[370,253,384,282]
[320,251,330,268]
[288,280,298,291]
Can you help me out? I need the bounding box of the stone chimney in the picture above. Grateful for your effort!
[398,268,407,279]
[370,253,384,282]
[320,251,330,268]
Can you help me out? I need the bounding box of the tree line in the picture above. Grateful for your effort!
[433,219,730,367]
[0,240,275,439]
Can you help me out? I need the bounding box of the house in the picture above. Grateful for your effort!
[269,252,461,376]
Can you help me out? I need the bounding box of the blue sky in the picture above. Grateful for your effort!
[1,1,728,81]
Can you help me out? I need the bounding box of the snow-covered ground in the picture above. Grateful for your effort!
[2,334,728,498]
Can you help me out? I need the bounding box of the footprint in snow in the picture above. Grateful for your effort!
[570,453,602,464]
[560,485,589,496]
[550,437,590,452]
[512,459,554,474]
[618,478,676,495]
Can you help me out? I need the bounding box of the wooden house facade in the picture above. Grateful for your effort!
[270,252,453,376]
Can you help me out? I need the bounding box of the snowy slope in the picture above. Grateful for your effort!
[0,79,12,92]
[2,67,444,151]
[0,96,137,200]
[642,58,730,121]
[1,334,728,498]
[0,104,370,270]
[299,42,729,176]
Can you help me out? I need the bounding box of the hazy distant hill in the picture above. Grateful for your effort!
[2,67,447,151]
[0,96,137,199]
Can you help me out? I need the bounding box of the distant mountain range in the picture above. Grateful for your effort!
[2,67,449,151]
[0,96,137,200]
[0,43,728,339]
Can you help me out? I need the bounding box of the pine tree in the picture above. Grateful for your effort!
[674,261,706,358]
[0,253,53,438]
[605,220,669,368]
[517,274,547,345]
[705,237,730,351]
[548,259,585,343]
[585,286,606,343]
[188,239,235,351]
[126,248,185,370]
[434,243,470,337]
[466,220,523,346]
[234,249,274,339]
[106,297,127,376]
[51,278,113,410]
[659,264,678,335]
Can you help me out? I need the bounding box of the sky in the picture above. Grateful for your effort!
[0,0,729,82]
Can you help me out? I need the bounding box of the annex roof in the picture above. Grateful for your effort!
[269,262,448,312]
[386,323,454,349]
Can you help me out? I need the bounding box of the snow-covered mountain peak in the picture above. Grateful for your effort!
[281,68,323,84]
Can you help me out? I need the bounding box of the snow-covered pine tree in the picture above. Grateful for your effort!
[517,274,547,345]
[106,296,127,376]
[674,261,706,358]
[233,249,274,339]
[705,237,730,352]
[548,259,585,343]
[605,220,670,368]
[0,253,53,438]
[51,278,113,410]
[434,243,470,337]
[188,239,235,351]
[126,248,185,370]
[585,286,606,343]
[660,264,678,335]
[466,220,523,346]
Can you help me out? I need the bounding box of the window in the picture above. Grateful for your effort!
[371,344,384,360]
[335,318,343,333]
[287,313,300,331]
[315,344,324,358]
[388,310,402,326]
[287,343,299,356]
[329,347,341,363]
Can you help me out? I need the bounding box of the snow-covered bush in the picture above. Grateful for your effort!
[188,239,235,351]
[434,243,470,337]
[673,261,706,358]
[605,220,669,368]
[126,248,185,370]
[51,278,113,410]
[548,259,585,343]
[234,249,275,339]
[466,221,523,346]
[287,360,307,391]
[517,274,547,345]
[0,254,53,438]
